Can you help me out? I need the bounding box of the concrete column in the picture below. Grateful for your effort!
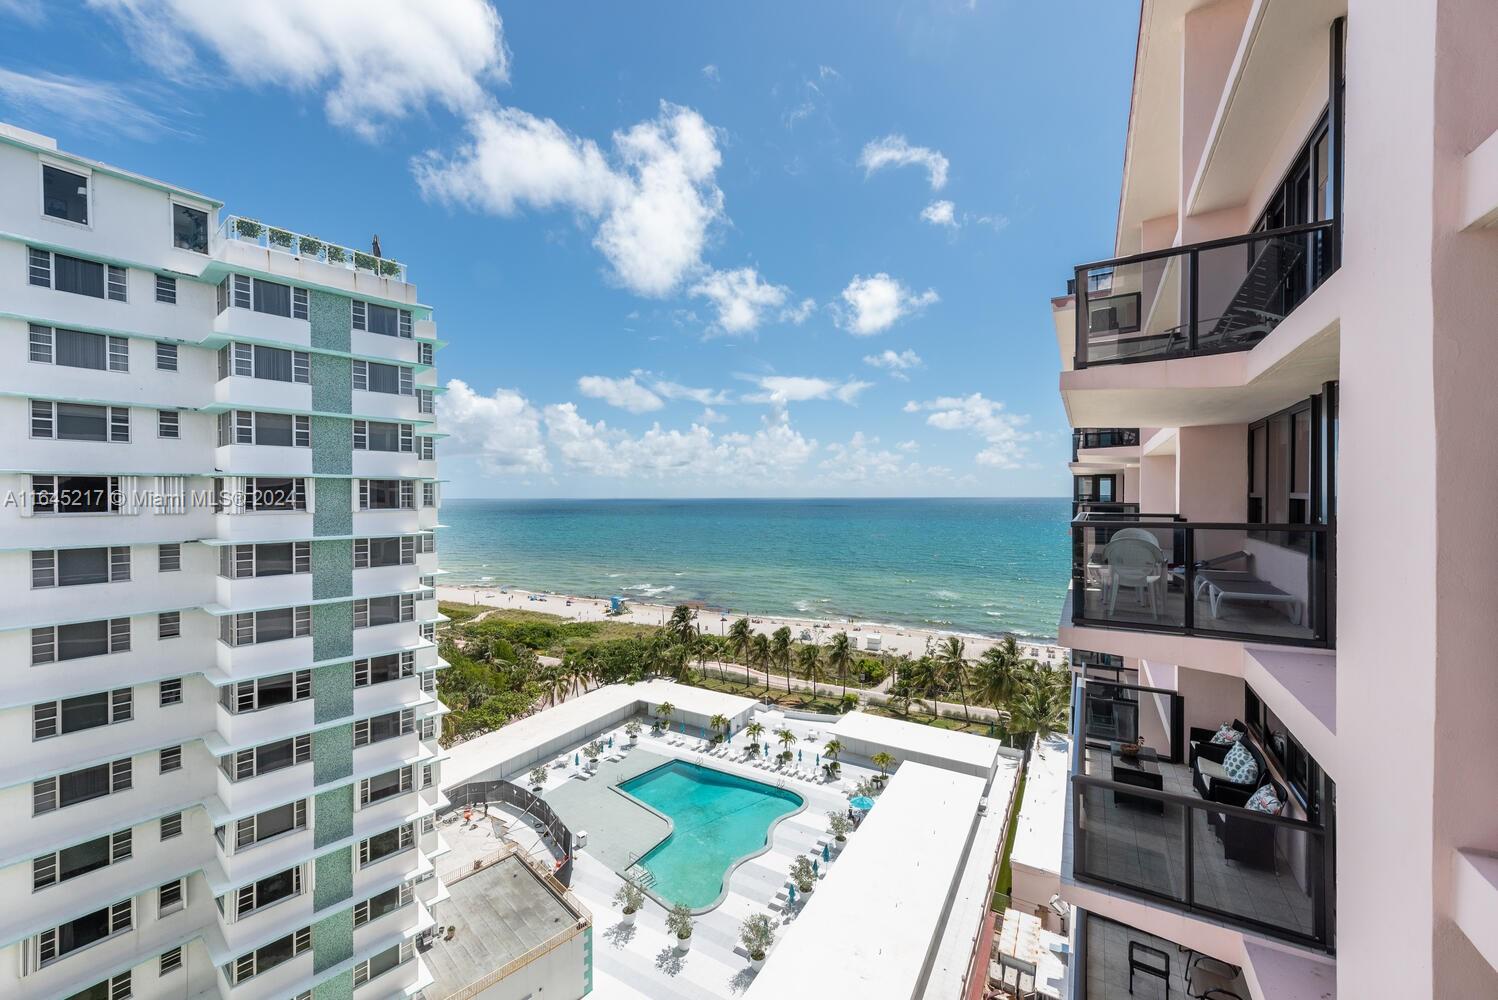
[1174,424,1246,521]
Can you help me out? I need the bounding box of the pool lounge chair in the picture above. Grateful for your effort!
[1204,577,1302,625]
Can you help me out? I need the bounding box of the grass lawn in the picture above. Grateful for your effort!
[993,770,1028,911]
[437,600,487,625]
[443,605,660,655]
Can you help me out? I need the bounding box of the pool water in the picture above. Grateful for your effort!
[618,760,804,909]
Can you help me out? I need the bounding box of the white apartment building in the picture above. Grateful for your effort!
[0,123,449,1000]
[1048,1,1498,998]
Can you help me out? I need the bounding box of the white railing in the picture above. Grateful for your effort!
[218,215,408,282]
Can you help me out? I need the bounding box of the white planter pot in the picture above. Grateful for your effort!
[798,882,815,896]
[676,932,692,953]
[622,910,637,926]
[749,955,765,972]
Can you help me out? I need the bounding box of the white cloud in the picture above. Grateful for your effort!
[701,64,719,82]
[920,200,957,227]
[415,101,724,297]
[699,407,727,424]
[781,297,816,324]
[863,349,924,380]
[90,0,509,139]
[1,0,44,24]
[576,375,663,414]
[859,134,949,190]
[645,375,732,406]
[905,393,1033,468]
[689,267,789,335]
[438,379,549,475]
[0,69,175,141]
[744,375,871,406]
[839,273,939,335]
[819,432,951,485]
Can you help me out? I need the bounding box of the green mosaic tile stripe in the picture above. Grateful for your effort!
[313,601,354,661]
[313,971,354,1000]
[314,723,353,786]
[310,289,353,354]
[311,352,353,415]
[584,924,594,994]
[312,539,353,601]
[315,787,355,848]
[312,416,352,475]
[313,661,355,724]
[313,844,354,911]
[312,908,355,973]
[313,477,353,537]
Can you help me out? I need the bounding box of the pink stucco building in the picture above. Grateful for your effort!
[1044,1,1498,997]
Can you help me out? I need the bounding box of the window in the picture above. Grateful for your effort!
[33,830,131,891]
[159,746,182,774]
[354,595,413,628]
[220,410,310,447]
[159,543,181,572]
[354,882,412,927]
[29,401,130,442]
[37,899,132,967]
[33,688,132,739]
[160,679,183,707]
[227,927,311,984]
[354,709,414,747]
[158,878,184,914]
[154,274,177,304]
[355,652,415,686]
[220,670,312,713]
[360,479,414,510]
[172,203,208,253]
[1247,387,1336,544]
[219,541,310,578]
[157,410,180,439]
[161,812,183,840]
[352,420,413,452]
[155,341,178,369]
[419,534,436,555]
[234,866,303,917]
[423,482,437,507]
[229,800,307,851]
[32,618,131,663]
[32,475,122,515]
[359,766,412,806]
[42,164,89,224]
[418,342,434,366]
[1244,685,1329,821]
[251,278,291,317]
[418,387,434,414]
[218,606,311,646]
[160,946,183,975]
[420,435,434,461]
[422,763,435,787]
[219,342,310,383]
[33,758,131,814]
[62,974,131,1000]
[358,824,414,867]
[353,359,414,395]
[242,477,308,512]
[221,735,311,781]
[157,611,181,639]
[354,941,414,987]
[352,300,413,338]
[354,536,412,569]
[28,249,126,301]
[31,546,130,588]
[28,326,129,371]
[156,475,186,515]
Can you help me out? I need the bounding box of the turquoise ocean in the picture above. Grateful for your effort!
[439,498,1072,641]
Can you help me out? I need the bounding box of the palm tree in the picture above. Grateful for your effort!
[871,751,895,779]
[709,713,730,742]
[938,636,973,725]
[745,720,766,755]
[1008,669,1069,744]
[770,627,792,698]
[750,633,772,696]
[667,604,697,646]
[827,631,854,700]
[975,638,1026,714]
[906,655,943,720]
[796,643,823,698]
[728,617,753,687]
[775,727,797,760]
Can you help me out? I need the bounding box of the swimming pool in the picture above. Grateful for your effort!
[618,760,804,909]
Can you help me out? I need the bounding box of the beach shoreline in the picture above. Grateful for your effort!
[436,582,1070,667]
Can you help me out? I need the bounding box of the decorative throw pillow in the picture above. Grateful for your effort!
[1221,742,1259,785]
[1244,784,1282,814]
[1210,723,1243,746]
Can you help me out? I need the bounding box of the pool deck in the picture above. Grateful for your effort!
[545,749,676,873]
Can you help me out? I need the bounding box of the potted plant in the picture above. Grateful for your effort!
[739,913,774,971]
[268,227,294,249]
[790,857,816,896]
[233,217,263,239]
[657,702,675,732]
[583,740,604,770]
[667,903,694,952]
[326,244,348,264]
[528,767,548,793]
[871,751,895,785]
[827,811,852,852]
[379,258,403,277]
[625,719,642,744]
[298,235,325,259]
[745,721,765,756]
[354,250,378,272]
[709,713,730,744]
[613,880,645,926]
[822,738,843,777]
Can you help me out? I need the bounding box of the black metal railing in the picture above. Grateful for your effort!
[1068,681,1333,950]
[1071,512,1331,647]
[1073,220,1336,368]
[1071,428,1141,460]
[442,779,576,885]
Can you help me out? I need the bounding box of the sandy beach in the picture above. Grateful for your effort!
[436,582,1069,667]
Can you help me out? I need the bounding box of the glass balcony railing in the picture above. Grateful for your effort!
[1071,512,1332,647]
[1072,221,1336,368]
[217,215,408,282]
[1069,678,1334,950]
[1071,428,1140,460]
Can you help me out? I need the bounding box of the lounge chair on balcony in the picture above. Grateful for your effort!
[1203,577,1302,626]
[1200,237,1304,349]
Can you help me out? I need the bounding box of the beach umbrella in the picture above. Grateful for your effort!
[822,843,831,864]
[574,753,580,767]
[797,750,802,762]
[850,795,876,812]
[816,754,821,766]
[788,884,797,905]
[608,736,613,748]
[813,859,820,878]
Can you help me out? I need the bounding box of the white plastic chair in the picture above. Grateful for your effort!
[1102,536,1166,620]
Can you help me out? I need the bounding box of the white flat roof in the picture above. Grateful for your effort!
[748,761,989,1000]
[441,680,758,785]
[1010,734,1071,877]
[834,709,1004,775]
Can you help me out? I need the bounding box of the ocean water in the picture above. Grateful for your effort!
[439,497,1072,640]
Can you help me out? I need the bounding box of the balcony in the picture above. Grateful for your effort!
[1072,221,1336,369]
[1071,428,1141,461]
[1069,676,1333,950]
[1071,512,1332,647]
[218,216,408,283]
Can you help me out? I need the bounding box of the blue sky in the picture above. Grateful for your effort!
[0,0,1137,498]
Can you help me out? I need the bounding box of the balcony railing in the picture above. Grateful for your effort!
[218,215,408,283]
[1072,220,1336,368]
[1069,678,1333,950]
[1071,512,1331,647]
[1071,428,1140,460]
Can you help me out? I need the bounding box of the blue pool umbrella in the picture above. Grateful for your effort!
[822,843,831,864]
[574,753,580,766]
[608,736,613,748]
[816,754,821,766]
[788,884,796,905]
[812,859,819,878]
[850,795,876,811]
[797,750,803,762]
